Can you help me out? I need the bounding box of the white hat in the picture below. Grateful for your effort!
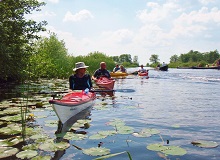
[73,62,89,71]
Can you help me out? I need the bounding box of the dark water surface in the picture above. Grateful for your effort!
[1,68,220,159]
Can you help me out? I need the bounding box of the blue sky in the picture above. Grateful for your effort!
[31,0,220,65]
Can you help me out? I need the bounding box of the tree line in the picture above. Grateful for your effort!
[1,0,219,83]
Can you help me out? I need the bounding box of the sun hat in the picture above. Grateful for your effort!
[73,62,89,71]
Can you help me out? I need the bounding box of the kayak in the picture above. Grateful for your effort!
[95,77,115,90]
[110,72,128,77]
[138,72,149,79]
[49,91,96,124]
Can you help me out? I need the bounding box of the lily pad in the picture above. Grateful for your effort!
[191,140,219,148]
[22,143,39,150]
[39,141,70,152]
[117,126,134,134]
[89,134,107,140]
[141,128,160,135]
[31,155,51,160]
[98,130,117,136]
[0,136,23,147]
[63,132,87,140]
[16,150,38,159]
[82,147,110,156]
[147,143,187,156]
[0,147,19,158]
[132,132,151,138]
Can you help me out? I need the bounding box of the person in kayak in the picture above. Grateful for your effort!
[118,65,127,73]
[69,62,93,90]
[138,64,147,73]
[113,64,120,72]
[92,62,111,81]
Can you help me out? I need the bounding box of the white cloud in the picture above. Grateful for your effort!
[199,0,215,5]
[63,10,94,22]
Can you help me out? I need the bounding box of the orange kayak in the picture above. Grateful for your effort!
[138,72,149,79]
[95,77,115,90]
[49,91,96,124]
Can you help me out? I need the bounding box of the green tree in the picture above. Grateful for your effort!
[0,0,47,82]
[119,54,132,63]
[170,54,179,63]
[149,54,159,64]
[29,33,69,79]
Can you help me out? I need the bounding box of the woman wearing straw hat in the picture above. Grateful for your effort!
[69,62,93,90]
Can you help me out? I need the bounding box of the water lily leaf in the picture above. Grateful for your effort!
[0,114,21,122]
[30,134,49,140]
[117,126,134,134]
[147,143,167,152]
[162,145,187,156]
[22,143,39,150]
[82,147,110,156]
[107,119,125,126]
[31,155,51,160]
[132,132,151,138]
[0,147,19,158]
[89,134,107,140]
[77,119,92,124]
[98,130,117,136]
[63,132,87,140]
[147,143,187,156]
[0,125,21,135]
[0,136,23,147]
[191,140,219,148]
[141,128,160,135]
[16,150,38,159]
[39,141,70,152]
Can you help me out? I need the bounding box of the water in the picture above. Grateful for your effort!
[1,68,220,159]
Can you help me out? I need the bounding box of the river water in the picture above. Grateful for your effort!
[0,68,220,159]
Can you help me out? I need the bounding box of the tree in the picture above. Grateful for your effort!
[133,56,138,63]
[119,54,132,63]
[0,0,47,82]
[149,54,159,64]
[170,54,179,63]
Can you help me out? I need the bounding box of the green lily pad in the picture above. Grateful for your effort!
[63,132,87,140]
[141,128,160,135]
[22,143,39,150]
[117,126,134,134]
[147,143,187,156]
[30,134,49,140]
[0,114,22,122]
[0,136,23,147]
[89,134,107,140]
[98,130,117,136]
[191,140,219,148]
[0,147,19,158]
[31,155,51,160]
[132,132,151,138]
[107,119,125,127]
[39,141,70,152]
[16,150,38,159]
[82,147,110,156]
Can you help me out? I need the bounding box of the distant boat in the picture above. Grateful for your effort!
[159,65,168,71]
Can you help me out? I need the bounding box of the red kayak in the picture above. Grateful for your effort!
[138,72,149,79]
[49,91,96,124]
[95,77,115,90]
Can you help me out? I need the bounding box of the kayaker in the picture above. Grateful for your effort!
[69,62,93,90]
[138,64,147,73]
[113,64,120,72]
[118,65,127,73]
[92,62,111,81]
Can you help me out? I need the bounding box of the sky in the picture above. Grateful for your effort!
[30,0,220,65]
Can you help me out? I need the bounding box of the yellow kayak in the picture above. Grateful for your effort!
[110,72,128,77]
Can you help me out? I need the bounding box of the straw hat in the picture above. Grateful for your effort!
[73,62,89,71]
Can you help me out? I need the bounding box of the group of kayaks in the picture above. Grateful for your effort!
[49,71,150,124]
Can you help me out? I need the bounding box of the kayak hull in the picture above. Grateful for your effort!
[110,72,128,77]
[95,77,115,90]
[49,91,96,124]
[138,72,149,79]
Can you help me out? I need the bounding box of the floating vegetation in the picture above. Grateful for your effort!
[191,140,219,148]
[82,147,110,156]
[38,140,70,152]
[31,155,52,160]
[89,133,107,140]
[0,136,23,147]
[147,143,187,156]
[0,147,19,158]
[44,120,58,127]
[63,132,88,140]
[16,150,38,159]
